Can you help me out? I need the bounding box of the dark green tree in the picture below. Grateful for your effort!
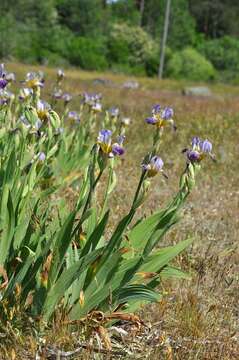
[189,0,239,38]
[109,0,140,26]
[56,0,104,37]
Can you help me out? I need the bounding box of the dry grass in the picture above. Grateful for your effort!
[1,63,238,359]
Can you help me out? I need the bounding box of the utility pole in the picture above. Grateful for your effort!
[139,0,145,27]
[158,0,171,79]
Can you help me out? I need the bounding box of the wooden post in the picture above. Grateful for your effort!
[139,0,145,26]
[158,0,171,79]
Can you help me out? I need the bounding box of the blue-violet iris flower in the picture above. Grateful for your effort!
[142,156,164,177]
[186,137,214,162]
[97,130,125,158]
[145,104,176,130]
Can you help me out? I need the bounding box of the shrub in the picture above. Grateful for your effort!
[66,37,108,70]
[198,36,239,72]
[107,23,159,75]
[166,47,216,81]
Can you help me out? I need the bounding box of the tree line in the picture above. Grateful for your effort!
[1,0,239,82]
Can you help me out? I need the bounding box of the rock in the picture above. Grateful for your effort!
[182,86,212,97]
[92,78,115,87]
[123,80,139,89]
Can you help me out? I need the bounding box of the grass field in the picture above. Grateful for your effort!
[2,63,239,359]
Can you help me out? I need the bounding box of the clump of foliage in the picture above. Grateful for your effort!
[0,64,215,340]
[66,37,108,71]
[166,47,216,81]
[107,23,159,76]
[198,36,239,81]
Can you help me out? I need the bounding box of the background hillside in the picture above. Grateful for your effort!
[2,0,239,82]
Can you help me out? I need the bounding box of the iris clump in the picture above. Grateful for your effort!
[0,64,215,340]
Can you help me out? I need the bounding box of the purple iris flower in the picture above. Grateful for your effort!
[19,115,31,128]
[68,111,80,123]
[52,89,63,100]
[187,150,200,162]
[152,104,161,115]
[0,64,7,87]
[98,129,112,144]
[0,79,7,89]
[25,72,44,88]
[37,100,50,112]
[0,89,14,105]
[145,117,157,125]
[112,144,125,156]
[150,156,164,170]
[117,135,125,145]
[62,93,72,103]
[186,137,213,163]
[108,107,120,117]
[142,156,164,174]
[35,119,43,130]
[191,137,201,147]
[0,64,7,89]
[161,107,174,120]
[82,92,102,106]
[0,99,7,106]
[92,102,102,112]
[98,130,125,157]
[5,73,15,82]
[19,88,33,101]
[38,152,46,162]
[0,64,6,77]
[112,135,125,156]
[57,69,65,81]
[200,139,212,153]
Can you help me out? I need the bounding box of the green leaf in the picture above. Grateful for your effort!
[114,284,161,304]
[3,247,36,300]
[128,205,179,254]
[47,144,58,159]
[3,149,16,188]
[138,238,193,276]
[42,248,102,321]
[159,265,191,280]
[48,211,76,287]
[81,210,109,257]
[0,187,15,265]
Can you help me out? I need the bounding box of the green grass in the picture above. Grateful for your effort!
[1,63,239,359]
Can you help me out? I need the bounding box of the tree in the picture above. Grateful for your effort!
[56,0,104,37]
[109,0,140,26]
[189,0,239,38]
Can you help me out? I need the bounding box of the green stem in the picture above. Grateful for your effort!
[99,163,114,219]
[131,169,147,210]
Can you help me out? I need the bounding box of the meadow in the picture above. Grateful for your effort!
[0,63,238,359]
